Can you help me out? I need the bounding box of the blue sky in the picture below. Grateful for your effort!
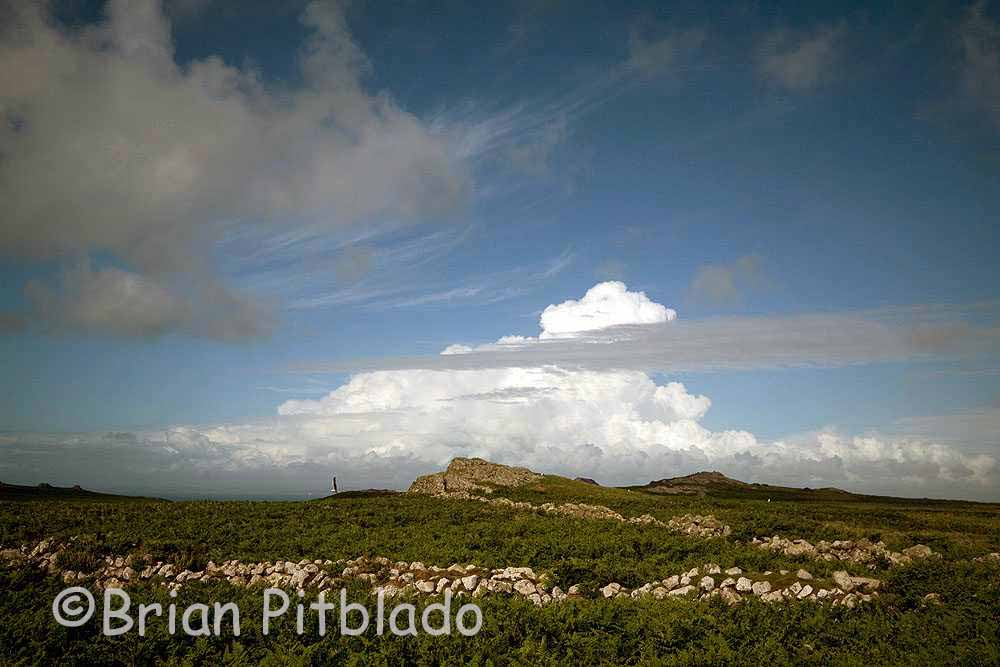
[0,0,998,498]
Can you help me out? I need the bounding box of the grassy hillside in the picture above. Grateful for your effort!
[2,477,999,665]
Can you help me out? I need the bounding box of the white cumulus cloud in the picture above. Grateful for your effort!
[539,281,676,338]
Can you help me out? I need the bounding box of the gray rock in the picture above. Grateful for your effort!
[796,569,813,580]
[832,570,855,592]
[600,582,622,598]
[736,577,753,592]
[850,576,881,592]
[514,579,537,596]
[751,581,772,596]
[718,588,741,605]
[902,545,934,559]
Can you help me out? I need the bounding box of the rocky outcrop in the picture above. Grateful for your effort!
[753,535,938,567]
[408,458,542,495]
[1,539,881,608]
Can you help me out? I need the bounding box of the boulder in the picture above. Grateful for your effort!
[902,545,934,559]
[600,582,622,598]
[718,587,741,605]
[831,570,855,592]
[514,579,537,596]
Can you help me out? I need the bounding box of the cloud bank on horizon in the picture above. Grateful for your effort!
[4,283,996,500]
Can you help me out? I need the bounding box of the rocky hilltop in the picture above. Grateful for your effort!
[642,471,751,496]
[408,457,542,495]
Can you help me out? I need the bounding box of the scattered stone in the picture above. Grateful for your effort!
[758,535,937,567]
[1,537,887,610]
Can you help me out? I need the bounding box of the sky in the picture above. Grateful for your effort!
[0,0,998,500]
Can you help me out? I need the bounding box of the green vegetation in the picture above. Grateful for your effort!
[2,480,999,665]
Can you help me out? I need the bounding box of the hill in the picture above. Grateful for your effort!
[0,481,150,501]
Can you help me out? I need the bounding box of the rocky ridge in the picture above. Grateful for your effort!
[1,538,883,608]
